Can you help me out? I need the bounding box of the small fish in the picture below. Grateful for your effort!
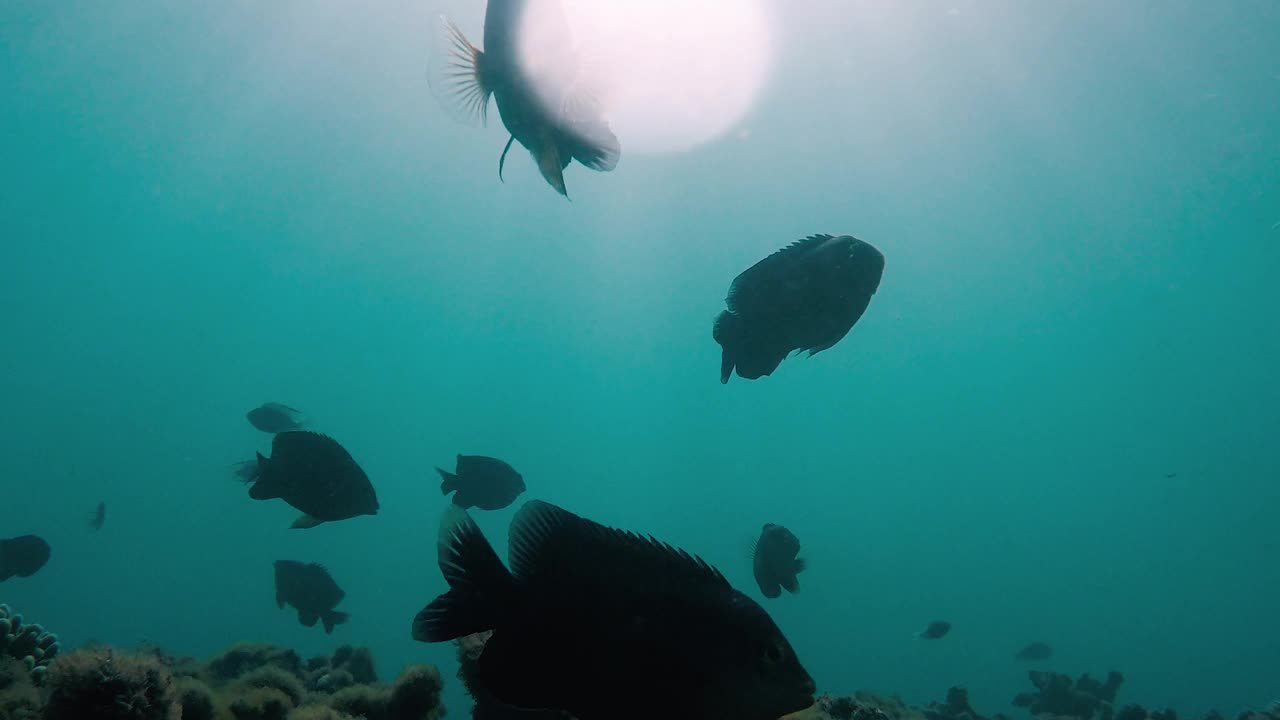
[273,560,349,634]
[88,502,106,531]
[1164,472,1177,479]
[429,0,620,197]
[232,460,258,483]
[0,535,51,581]
[916,620,951,639]
[412,500,816,720]
[1015,641,1053,661]
[437,454,526,511]
[246,402,305,434]
[244,431,379,529]
[714,234,885,383]
[752,523,805,599]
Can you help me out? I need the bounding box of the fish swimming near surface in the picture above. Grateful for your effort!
[917,620,951,639]
[242,431,379,529]
[437,454,526,510]
[1015,641,1053,661]
[429,0,620,197]
[88,502,105,531]
[714,234,885,383]
[752,523,805,599]
[412,500,816,720]
[273,560,349,634]
[246,402,305,434]
[0,535,51,581]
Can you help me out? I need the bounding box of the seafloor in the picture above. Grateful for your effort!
[0,603,1274,720]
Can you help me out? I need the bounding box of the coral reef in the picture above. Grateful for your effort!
[42,647,180,720]
[1012,671,1124,720]
[0,605,59,687]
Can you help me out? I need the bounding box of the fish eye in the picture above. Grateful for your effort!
[764,641,784,664]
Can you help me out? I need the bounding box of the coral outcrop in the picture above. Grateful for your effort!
[0,634,441,720]
[1011,671,1124,720]
[42,647,181,720]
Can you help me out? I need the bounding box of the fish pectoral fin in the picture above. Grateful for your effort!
[298,610,319,627]
[290,514,325,530]
[322,610,349,634]
[498,135,515,182]
[780,574,800,594]
[793,557,807,574]
[428,15,492,127]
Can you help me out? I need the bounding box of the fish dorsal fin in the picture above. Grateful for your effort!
[508,500,729,595]
[725,234,837,316]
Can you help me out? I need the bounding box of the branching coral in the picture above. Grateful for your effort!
[0,604,58,687]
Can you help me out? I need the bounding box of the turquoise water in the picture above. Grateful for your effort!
[2,0,1278,716]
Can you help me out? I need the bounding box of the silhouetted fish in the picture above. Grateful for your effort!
[244,431,379,529]
[429,0,620,197]
[246,402,304,434]
[88,502,105,531]
[273,560,349,634]
[752,523,805,599]
[714,234,885,383]
[917,620,951,639]
[437,454,526,511]
[1016,641,1053,661]
[412,500,816,720]
[0,535,51,581]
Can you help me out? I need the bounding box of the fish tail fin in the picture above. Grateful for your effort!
[428,15,491,127]
[436,467,458,495]
[535,142,569,197]
[793,557,807,574]
[290,514,324,530]
[322,610,349,634]
[412,506,513,643]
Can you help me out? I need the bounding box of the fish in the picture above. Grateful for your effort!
[752,523,805,599]
[0,535,51,581]
[714,234,885,383]
[429,0,620,197]
[232,460,258,483]
[1015,641,1053,661]
[88,502,106,531]
[244,431,379,529]
[916,620,951,639]
[273,560,349,634]
[246,402,304,434]
[1164,473,1177,479]
[437,454,527,511]
[411,500,816,720]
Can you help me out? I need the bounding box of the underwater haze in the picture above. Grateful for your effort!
[2,0,1279,717]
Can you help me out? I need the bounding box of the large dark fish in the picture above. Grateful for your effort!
[714,234,885,383]
[917,620,951,639]
[244,431,379,529]
[0,535,51,581]
[437,454,526,511]
[430,0,620,197]
[412,500,816,720]
[246,402,305,433]
[752,523,805,599]
[1015,641,1054,661]
[88,502,106,531]
[273,560,349,634]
